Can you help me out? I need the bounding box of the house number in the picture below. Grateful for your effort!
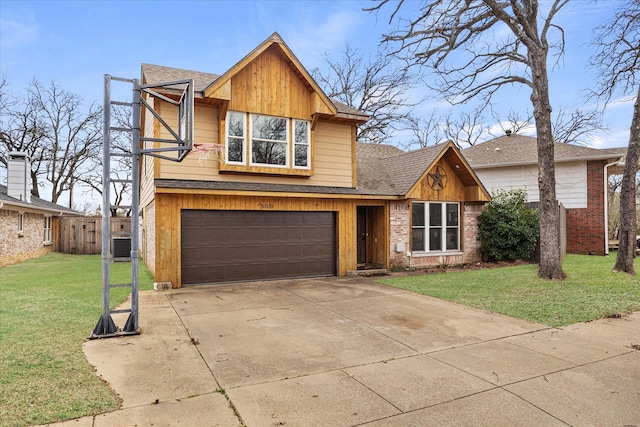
[260,203,274,209]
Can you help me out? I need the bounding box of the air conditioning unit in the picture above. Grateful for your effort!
[112,237,131,259]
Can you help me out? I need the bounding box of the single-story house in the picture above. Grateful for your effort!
[462,134,628,255]
[0,152,81,267]
[139,33,490,288]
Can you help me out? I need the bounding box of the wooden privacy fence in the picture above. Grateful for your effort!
[55,216,131,255]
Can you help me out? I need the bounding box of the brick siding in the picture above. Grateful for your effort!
[389,201,483,270]
[0,209,52,267]
[566,160,606,255]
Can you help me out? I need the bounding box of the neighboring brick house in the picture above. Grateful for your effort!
[462,134,627,255]
[0,153,80,267]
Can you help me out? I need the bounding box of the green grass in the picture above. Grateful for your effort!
[0,253,154,427]
[379,254,640,328]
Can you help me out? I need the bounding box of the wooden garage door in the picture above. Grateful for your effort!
[181,210,336,285]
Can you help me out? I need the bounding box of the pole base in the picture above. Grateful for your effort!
[89,314,117,339]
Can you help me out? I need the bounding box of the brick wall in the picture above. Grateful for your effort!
[462,203,483,263]
[0,209,52,267]
[389,201,410,268]
[566,160,606,255]
[389,201,483,270]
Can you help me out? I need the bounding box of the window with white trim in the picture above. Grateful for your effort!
[44,216,52,244]
[293,120,310,168]
[411,202,460,252]
[226,111,246,164]
[225,111,310,169]
[251,114,287,166]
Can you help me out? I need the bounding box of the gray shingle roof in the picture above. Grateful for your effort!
[357,143,450,195]
[462,134,627,168]
[0,184,81,215]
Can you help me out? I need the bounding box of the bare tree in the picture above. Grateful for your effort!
[0,78,49,197]
[592,0,640,275]
[77,104,132,216]
[404,111,447,149]
[312,45,420,144]
[444,107,490,147]
[368,0,568,279]
[552,108,605,145]
[1,79,103,207]
[30,80,103,205]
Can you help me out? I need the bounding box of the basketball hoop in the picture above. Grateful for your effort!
[190,143,224,164]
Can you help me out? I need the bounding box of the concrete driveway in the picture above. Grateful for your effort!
[66,276,639,426]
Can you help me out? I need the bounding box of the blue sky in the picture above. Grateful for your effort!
[0,0,635,205]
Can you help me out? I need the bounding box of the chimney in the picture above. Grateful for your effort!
[505,129,512,136]
[7,152,32,203]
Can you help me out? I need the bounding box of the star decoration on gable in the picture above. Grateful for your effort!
[427,165,448,191]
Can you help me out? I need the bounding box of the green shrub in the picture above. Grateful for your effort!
[478,189,539,261]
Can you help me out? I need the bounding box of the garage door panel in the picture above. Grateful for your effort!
[181,210,336,285]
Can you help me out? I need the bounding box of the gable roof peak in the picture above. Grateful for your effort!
[267,32,284,44]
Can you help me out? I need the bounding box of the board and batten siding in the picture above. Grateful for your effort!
[151,101,354,188]
[150,193,389,287]
[474,161,588,209]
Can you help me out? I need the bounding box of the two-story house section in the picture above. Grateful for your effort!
[139,33,490,287]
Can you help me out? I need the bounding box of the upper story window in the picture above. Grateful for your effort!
[226,111,246,164]
[225,111,310,170]
[412,202,460,252]
[251,114,287,166]
[44,216,52,244]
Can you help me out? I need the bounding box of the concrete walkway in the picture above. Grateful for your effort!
[46,277,639,426]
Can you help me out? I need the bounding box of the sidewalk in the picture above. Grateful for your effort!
[44,277,640,426]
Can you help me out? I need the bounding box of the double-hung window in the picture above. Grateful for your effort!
[44,216,52,244]
[293,120,310,168]
[226,111,246,164]
[225,111,310,170]
[412,202,460,252]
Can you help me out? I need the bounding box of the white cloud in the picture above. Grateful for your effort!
[284,8,363,69]
[0,19,37,49]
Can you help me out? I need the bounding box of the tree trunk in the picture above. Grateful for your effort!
[530,48,566,279]
[613,85,640,275]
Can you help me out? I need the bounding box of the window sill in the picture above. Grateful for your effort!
[410,251,463,258]
[219,163,312,177]
[43,242,52,247]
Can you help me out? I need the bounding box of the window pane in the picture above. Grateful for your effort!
[252,115,286,141]
[446,204,459,226]
[429,228,442,251]
[412,228,424,251]
[429,203,442,226]
[252,140,286,165]
[227,137,244,163]
[294,144,308,167]
[295,121,309,144]
[446,228,458,250]
[412,203,425,226]
[228,112,244,137]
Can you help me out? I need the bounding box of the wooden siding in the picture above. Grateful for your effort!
[228,45,312,119]
[407,159,467,201]
[150,193,388,288]
[474,161,587,209]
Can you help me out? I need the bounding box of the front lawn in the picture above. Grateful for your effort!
[379,254,640,328]
[0,253,154,427]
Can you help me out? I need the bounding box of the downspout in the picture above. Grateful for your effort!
[604,158,625,255]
